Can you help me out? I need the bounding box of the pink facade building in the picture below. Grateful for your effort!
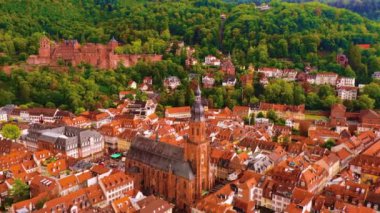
[27,37,162,69]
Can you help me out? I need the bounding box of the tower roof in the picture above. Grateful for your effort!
[195,84,201,96]
[191,85,205,122]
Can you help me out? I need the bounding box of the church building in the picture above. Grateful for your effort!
[125,86,215,211]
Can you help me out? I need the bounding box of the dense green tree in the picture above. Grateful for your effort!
[293,84,306,105]
[368,56,380,74]
[255,40,269,64]
[0,0,379,111]
[1,124,21,140]
[343,65,356,78]
[277,38,289,57]
[318,85,335,99]
[0,90,15,106]
[323,95,340,109]
[264,80,306,105]
[348,44,368,81]
[10,179,29,202]
[322,139,336,150]
[306,92,321,110]
[267,110,278,123]
[256,111,265,118]
[363,82,380,108]
[354,94,375,110]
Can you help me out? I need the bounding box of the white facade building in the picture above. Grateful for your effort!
[337,87,358,100]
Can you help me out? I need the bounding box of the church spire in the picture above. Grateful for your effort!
[186,84,212,198]
[191,84,204,122]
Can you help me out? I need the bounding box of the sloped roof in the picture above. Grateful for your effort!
[126,136,194,180]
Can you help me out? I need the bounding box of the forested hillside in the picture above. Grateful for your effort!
[1,0,380,112]
[225,0,380,20]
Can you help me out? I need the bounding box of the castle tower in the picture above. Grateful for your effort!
[38,37,51,58]
[108,36,118,52]
[186,85,212,199]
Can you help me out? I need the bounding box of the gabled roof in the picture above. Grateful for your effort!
[165,106,191,115]
[137,195,174,213]
[58,175,78,190]
[33,150,53,161]
[75,171,93,184]
[100,172,132,192]
[85,184,106,205]
[30,175,57,193]
[90,165,111,175]
[126,136,195,180]
[360,109,380,119]
[335,148,352,161]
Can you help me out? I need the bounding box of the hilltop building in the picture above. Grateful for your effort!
[27,37,162,69]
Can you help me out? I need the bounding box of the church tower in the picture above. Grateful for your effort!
[186,85,212,199]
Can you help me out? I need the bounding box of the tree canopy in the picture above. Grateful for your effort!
[0,124,21,140]
[0,0,380,111]
[10,179,30,202]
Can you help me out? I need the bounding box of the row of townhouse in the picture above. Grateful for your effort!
[22,125,104,159]
[9,164,133,212]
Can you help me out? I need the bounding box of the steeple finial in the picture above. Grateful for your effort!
[195,83,201,97]
[191,84,205,122]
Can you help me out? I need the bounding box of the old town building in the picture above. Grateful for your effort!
[220,58,236,76]
[23,126,104,159]
[315,72,339,85]
[99,172,134,204]
[125,86,215,211]
[337,86,358,100]
[165,106,191,119]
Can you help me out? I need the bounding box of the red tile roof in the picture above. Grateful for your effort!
[357,44,371,49]
[100,172,133,192]
[58,175,78,190]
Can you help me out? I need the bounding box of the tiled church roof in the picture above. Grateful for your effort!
[127,136,195,180]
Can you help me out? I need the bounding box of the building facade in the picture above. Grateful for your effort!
[125,86,215,211]
[337,87,358,100]
[23,126,103,158]
[27,37,162,69]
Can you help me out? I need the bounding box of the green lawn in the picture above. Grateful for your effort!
[305,114,328,121]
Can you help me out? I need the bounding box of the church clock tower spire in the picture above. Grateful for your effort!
[188,84,206,143]
[186,84,212,198]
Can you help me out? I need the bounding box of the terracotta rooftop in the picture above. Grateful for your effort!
[112,195,135,213]
[58,175,78,190]
[46,159,67,176]
[30,175,57,194]
[90,165,111,175]
[76,171,93,184]
[100,172,133,192]
[335,148,352,161]
[34,150,53,162]
[137,195,174,213]
[85,184,106,206]
[11,192,48,212]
